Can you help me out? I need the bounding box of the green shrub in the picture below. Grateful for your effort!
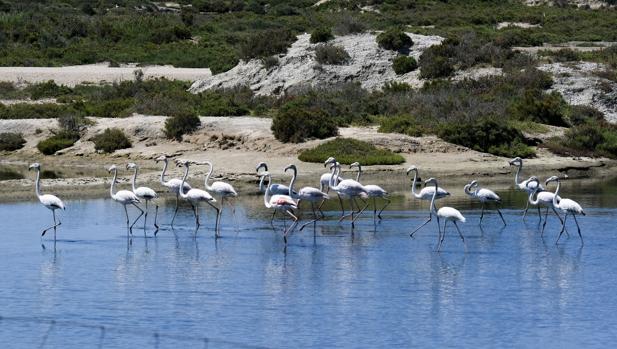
[0,103,81,119]
[0,132,26,151]
[298,138,405,165]
[539,48,582,62]
[262,56,279,69]
[91,128,132,153]
[24,80,72,100]
[164,112,201,141]
[419,55,454,79]
[239,29,296,59]
[333,14,366,35]
[378,115,425,137]
[272,99,338,143]
[37,131,80,155]
[86,98,134,118]
[568,105,605,126]
[0,168,24,180]
[310,27,334,43]
[392,55,418,75]
[511,89,568,126]
[377,29,413,51]
[544,123,617,159]
[315,44,350,65]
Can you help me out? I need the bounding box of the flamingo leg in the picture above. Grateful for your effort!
[299,202,323,231]
[537,205,542,223]
[270,210,277,223]
[143,200,148,231]
[171,194,180,226]
[522,200,530,221]
[123,205,131,231]
[372,197,377,219]
[453,221,466,246]
[190,203,200,227]
[42,209,61,237]
[283,210,299,244]
[541,207,550,235]
[438,219,447,252]
[352,198,369,226]
[378,198,390,220]
[206,200,220,238]
[410,213,432,238]
[216,197,224,237]
[497,206,506,226]
[154,204,159,230]
[337,194,345,219]
[130,203,144,231]
[550,206,568,237]
[556,213,568,244]
[572,214,583,245]
[479,203,485,224]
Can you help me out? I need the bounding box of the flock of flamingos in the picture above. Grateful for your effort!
[27,155,586,250]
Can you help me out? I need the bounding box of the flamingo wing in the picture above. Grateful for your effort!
[478,188,500,202]
[299,187,329,200]
[438,207,466,223]
[212,181,238,197]
[40,194,65,210]
[136,186,158,199]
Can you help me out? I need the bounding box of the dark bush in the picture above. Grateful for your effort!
[568,105,605,126]
[419,55,454,79]
[0,132,26,151]
[272,100,338,143]
[333,14,366,35]
[0,103,81,119]
[512,89,568,126]
[86,98,134,118]
[25,80,72,100]
[239,29,296,59]
[310,27,334,44]
[378,115,424,137]
[91,128,132,153]
[377,28,413,51]
[392,55,418,75]
[37,131,80,155]
[164,112,201,141]
[298,138,405,165]
[262,56,279,70]
[315,44,350,65]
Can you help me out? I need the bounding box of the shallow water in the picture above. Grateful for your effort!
[1,181,617,348]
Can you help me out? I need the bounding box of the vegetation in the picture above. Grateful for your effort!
[272,99,338,143]
[376,28,413,51]
[0,132,26,151]
[164,112,201,141]
[392,55,418,75]
[91,128,132,153]
[37,131,80,155]
[0,168,24,180]
[310,27,334,44]
[298,138,405,165]
[315,44,350,65]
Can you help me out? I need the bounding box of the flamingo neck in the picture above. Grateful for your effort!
[258,175,266,193]
[355,165,362,182]
[410,170,421,199]
[552,179,561,207]
[204,161,214,190]
[179,165,190,199]
[264,173,273,208]
[429,181,438,213]
[329,163,340,190]
[34,168,42,198]
[288,166,297,197]
[464,184,472,196]
[131,167,138,192]
[514,164,522,187]
[110,169,117,199]
[528,180,540,205]
[160,159,168,185]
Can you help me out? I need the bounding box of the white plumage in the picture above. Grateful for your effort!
[262,172,298,243]
[127,162,159,230]
[526,176,563,233]
[284,164,329,230]
[155,155,191,226]
[202,160,237,237]
[545,175,585,244]
[256,162,294,195]
[108,165,143,231]
[425,177,466,251]
[324,158,368,228]
[29,163,65,238]
[350,162,390,220]
[464,180,506,225]
[510,157,545,220]
[407,166,450,236]
[176,160,217,229]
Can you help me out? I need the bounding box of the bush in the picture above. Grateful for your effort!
[392,55,418,75]
[568,105,605,126]
[544,123,617,159]
[164,112,201,141]
[333,14,366,35]
[91,128,132,153]
[239,29,296,59]
[378,115,424,137]
[0,103,81,119]
[272,100,338,143]
[298,138,405,165]
[262,56,279,70]
[310,27,334,44]
[0,132,26,151]
[511,90,568,126]
[86,98,134,118]
[377,29,413,51]
[315,44,350,65]
[37,131,79,155]
[24,80,72,100]
[419,55,454,79]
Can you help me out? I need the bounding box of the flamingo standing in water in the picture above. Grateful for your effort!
[407,166,450,237]
[509,157,543,220]
[155,155,191,226]
[425,177,466,251]
[463,180,506,225]
[127,163,159,231]
[176,160,218,231]
[350,162,389,220]
[201,161,237,237]
[108,165,143,232]
[319,161,343,193]
[29,163,65,239]
[324,158,368,228]
[525,176,563,234]
[256,162,293,195]
[545,176,586,245]
[261,172,298,244]
[283,164,329,231]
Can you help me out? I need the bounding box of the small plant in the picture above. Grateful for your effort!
[0,132,26,151]
[271,99,338,143]
[262,56,279,70]
[333,14,366,35]
[164,112,201,141]
[25,80,72,100]
[91,128,132,153]
[0,168,24,180]
[37,131,80,155]
[377,28,413,51]
[378,115,425,137]
[392,55,418,75]
[298,138,405,165]
[315,44,350,65]
[310,27,334,44]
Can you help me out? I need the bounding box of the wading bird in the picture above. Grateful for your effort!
[525,176,563,234]
[108,165,143,231]
[127,163,159,230]
[407,166,450,237]
[545,176,585,245]
[319,161,343,193]
[202,161,237,236]
[176,160,218,231]
[509,157,543,220]
[29,163,65,239]
[261,172,298,244]
[155,155,191,226]
[425,177,466,251]
[256,162,293,195]
[324,158,368,228]
[350,162,389,220]
[463,180,506,225]
[284,164,329,231]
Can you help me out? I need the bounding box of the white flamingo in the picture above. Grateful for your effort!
[29,163,65,239]
[261,172,299,244]
[545,176,585,245]
[464,180,506,225]
[350,162,390,220]
[407,166,450,237]
[176,160,218,231]
[256,162,293,195]
[155,155,191,226]
[319,161,343,193]
[509,157,544,220]
[284,164,329,231]
[201,160,237,236]
[108,165,143,231]
[127,162,159,231]
[425,177,466,251]
[324,158,368,228]
[525,176,564,234]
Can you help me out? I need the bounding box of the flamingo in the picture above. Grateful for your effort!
[324,157,368,228]
[350,162,390,220]
[319,161,343,193]
[425,177,466,251]
[126,162,159,231]
[175,160,218,230]
[256,162,293,195]
[261,172,299,244]
[509,157,544,220]
[406,166,450,237]
[463,180,506,225]
[200,161,237,236]
[108,165,143,231]
[545,176,585,245]
[525,176,564,234]
[29,163,65,239]
[155,155,191,226]
[283,164,329,230]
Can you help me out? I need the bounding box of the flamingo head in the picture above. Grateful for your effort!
[349,162,360,169]
[424,177,438,186]
[406,166,417,176]
[469,180,478,188]
[175,159,190,167]
[324,157,336,167]
[256,162,268,173]
[126,162,137,170]
[526,176,539,188]
[28,163,41,171]
[545,175,559,185]
[508,157,522,166]
[155,155,168,163]
[107,165,117,173]
[284,164,296,173]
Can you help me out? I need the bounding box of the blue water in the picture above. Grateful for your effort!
[1,182,617,348]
